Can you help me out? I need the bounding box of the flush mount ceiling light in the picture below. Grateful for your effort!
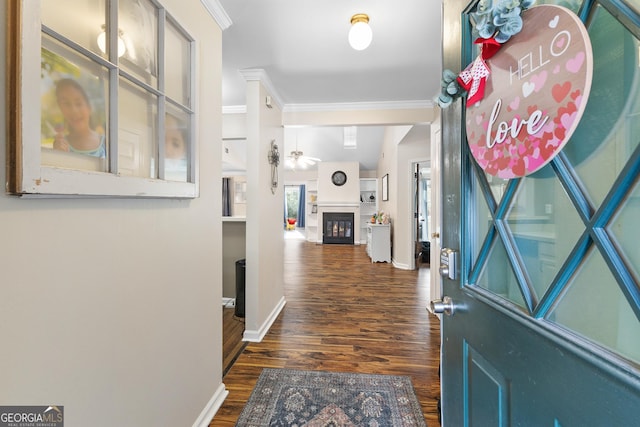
[97,25,126,58]
[348,13,372,51]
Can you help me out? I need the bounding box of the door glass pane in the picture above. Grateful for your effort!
[165,20,192,107]
[506,166,583,301]
[610,180,640,281]
[476,233,527,310]
[563,5,640,209]
[164,106,190,182]
[42,0,106,58]
[548,248,640,364]
[534,0,581,13]
[487,174,508,207]
[119,0,158,87]
[471,171,494,268]
[41,37,109,172]
[118,79,157,178]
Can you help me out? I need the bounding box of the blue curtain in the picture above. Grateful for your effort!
[284,191,288,227]
[297,185,306,228]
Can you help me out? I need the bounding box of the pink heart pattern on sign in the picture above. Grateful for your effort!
[465,5,593,178]
[566,51,585,73]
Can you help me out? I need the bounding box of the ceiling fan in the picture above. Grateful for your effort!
[286,136,320,170]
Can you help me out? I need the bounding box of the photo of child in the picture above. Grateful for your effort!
[53,78,105,158]
[40,47,107,162]
[163,112,189,182]
[164,113,187,160]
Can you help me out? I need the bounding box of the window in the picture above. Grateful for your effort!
[7,0,197,197]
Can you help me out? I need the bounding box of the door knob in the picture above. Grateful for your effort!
[431,232,440,238]
[430,296,455,316]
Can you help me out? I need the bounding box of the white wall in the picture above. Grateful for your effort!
[377,127,405,255]
[0,1,224,426]
[317,161,360,203]
[223,113,247,139]
[395,126,431,269]
[284,170,318,182]
[244,79,285,341]
[222,113,247,173]
[377,125,432,269]
[283,106,437,127]
[285,169,376,185]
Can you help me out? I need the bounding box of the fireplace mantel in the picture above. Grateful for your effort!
[317,202,359,207]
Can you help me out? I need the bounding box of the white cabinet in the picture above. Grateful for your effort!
[367,224,391,263]
[306,180,318,242]
[360,178,378,243]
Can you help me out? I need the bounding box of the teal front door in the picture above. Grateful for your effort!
[439,0,640,424]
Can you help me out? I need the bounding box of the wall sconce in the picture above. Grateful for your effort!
[348,13,372,51]
[267,140,280,194]
[97,25,126,58]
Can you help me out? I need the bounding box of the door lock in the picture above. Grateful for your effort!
[439,248,458,280]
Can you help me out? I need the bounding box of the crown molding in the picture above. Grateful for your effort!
[223,100,437,115]
[238,69,284,110]
[200,0,232,30]
[282,99,435,113]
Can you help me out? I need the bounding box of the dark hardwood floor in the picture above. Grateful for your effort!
[222,306,246,376]
[214,235,441,426]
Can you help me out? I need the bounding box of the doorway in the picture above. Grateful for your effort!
[284,184,306,231]
[414,162,431,268]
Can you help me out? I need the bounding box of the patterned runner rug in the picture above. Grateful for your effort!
[235,368,427,426]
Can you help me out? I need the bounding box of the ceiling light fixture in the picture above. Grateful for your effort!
[348,13,372,51]
[287,133,321,170]
[97,25,126,58]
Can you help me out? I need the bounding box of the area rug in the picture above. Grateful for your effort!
[235,368,427,426]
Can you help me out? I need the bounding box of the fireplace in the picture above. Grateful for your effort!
[323,212,355,244]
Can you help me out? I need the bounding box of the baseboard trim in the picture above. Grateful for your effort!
[192,383,229,427]
[222,297,235,307]
[243,296,286,342]
[392,259,412,270]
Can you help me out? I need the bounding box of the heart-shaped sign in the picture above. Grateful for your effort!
[466,5,593,178]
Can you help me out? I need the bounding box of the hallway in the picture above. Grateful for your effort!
[212,238,441,425]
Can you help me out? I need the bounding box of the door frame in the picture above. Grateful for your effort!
[410,158,430,271]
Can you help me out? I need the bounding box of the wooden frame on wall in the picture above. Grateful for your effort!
[6,0,198,198]
[382,174,389,201]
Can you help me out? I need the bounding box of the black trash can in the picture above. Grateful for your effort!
[235,259,246,317]
[421,241,431,263]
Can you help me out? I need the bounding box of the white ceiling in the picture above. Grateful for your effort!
[284,126,386,171]
[218,0,443,171]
